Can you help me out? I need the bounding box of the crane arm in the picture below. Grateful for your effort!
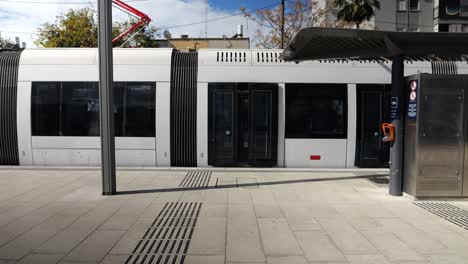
[112,0,152,44]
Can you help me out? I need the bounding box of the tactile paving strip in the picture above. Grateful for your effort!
[179,171,212,188]
[125,202,203,264]
[415,202,468,231]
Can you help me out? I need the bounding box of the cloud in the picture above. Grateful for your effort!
[0,0,258,48]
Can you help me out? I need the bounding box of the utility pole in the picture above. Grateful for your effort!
[281,0,285,49]
[98,0,117,195]
[205,0,208,38]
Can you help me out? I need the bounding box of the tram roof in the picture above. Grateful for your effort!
[282,27,468,62]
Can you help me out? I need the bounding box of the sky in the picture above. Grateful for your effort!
[0,0,279,48]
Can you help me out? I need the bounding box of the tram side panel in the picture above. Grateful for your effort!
[16,48,173,166]
[198,49,403,168]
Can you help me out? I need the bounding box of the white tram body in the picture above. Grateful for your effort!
[1,48,466,168]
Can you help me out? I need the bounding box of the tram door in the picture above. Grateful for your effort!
[208,83,278,167]
[355,84,391,168]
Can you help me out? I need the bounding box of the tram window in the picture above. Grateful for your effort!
[31,82,61,136]
[61,82,100,136]
[31,82,156,137]
[286,84,347,139]
[114,82,156,137]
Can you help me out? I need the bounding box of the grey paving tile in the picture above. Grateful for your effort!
[204,189,228,205]
[110,218,154,255]
[99,215,140,231]
[185,255,225,264]
[377,218,447,254]
[266,256,309,264]
[199,204,227,218]
[360,230,425,262]
[294,231,346,262]
[280,206,322,231]
[227,226,265,263]
[99,254,128,264]
[228,188,252,204]
[346,254,391,264]
[257,218,302,256]
[36,202,121,254]
[317,218,378,255]
[428,255,468,264]
[16,253,64,264]
[253,204,283,218]
[62,230,125,263]
[228,204,257,227]
[189,217,226,255]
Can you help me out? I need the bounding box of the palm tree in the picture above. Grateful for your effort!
[333,0,381,29]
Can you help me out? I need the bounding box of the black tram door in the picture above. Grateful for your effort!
[355,84,391,168]
[208,83,278,167]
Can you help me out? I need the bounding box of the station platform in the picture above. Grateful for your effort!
[0,169,467,264]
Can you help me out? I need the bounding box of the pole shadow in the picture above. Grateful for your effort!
[116,174,388,195]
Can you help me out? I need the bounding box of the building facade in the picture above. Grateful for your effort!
[155,37,250,51]
[315,0,468,32]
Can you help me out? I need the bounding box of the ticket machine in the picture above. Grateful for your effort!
[403,74,468,197]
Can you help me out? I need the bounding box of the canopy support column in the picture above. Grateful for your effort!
[389,55,404,196]
[98,0,116,195]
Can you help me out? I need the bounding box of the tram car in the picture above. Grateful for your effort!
[1,48,466,168]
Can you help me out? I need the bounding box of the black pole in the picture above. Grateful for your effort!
[389,55,404,196]
[281,0,285,49]
[98,0,116,195]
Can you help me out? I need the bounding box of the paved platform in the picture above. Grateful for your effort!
[0,169,467,264]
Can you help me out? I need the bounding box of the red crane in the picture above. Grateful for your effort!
[112,0,152,44]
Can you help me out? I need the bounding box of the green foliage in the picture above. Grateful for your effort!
[35,7,159,48]
[333,0,380,29]
[243,0,319,49]
[0,36,16,49]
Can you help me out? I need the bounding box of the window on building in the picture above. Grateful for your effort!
[461,0,468,16]
[396,24,407,31]
[398,0,407,11]
[409,25,420,32]
[449,23,463,32]
[31,82,156,137]
[409,0,419,11]
[285,84,347,139]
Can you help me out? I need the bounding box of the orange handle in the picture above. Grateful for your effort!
[381,123,394,142]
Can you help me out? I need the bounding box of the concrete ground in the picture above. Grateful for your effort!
[0,169,468,264]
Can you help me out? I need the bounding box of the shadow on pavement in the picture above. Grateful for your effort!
[116,174,388,195]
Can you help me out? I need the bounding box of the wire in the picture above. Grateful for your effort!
[156,2,281,30]
[0,0,147,4]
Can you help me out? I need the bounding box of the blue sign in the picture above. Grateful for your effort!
[390,96,399,120]
[407,80,418,120]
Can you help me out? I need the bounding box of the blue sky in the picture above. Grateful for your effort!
[0,0,281,47]
[209,0,278,11]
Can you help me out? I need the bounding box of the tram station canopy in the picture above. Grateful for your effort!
[282,27,468,62]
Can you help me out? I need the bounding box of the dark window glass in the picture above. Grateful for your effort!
[409,0,419,11]
[31,82,156,137]
[286,83,347,139]
[61,82,99,136]
[115,82,155,137]
[31,82,61,136]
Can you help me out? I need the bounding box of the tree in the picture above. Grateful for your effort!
[333,0,380,29]
[0,35,16,49]
[35,7,159,48]
[243,0,327,49]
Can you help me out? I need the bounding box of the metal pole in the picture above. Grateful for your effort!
[280,0,285,49]
[98,0,116,195]
[389,55,404,196]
